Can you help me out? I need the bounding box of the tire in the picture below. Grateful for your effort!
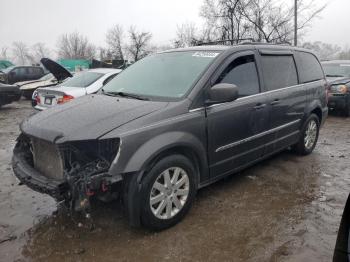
[139,154,197,230]
[293,114,320,155]
[343,101,350,117]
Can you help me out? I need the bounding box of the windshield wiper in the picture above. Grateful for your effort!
[326,74,345,77]
[102,90,149,101]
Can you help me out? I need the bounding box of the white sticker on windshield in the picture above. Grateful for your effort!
[340,64,350,67]
[192,52,219,58]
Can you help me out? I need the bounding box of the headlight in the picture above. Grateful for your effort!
[332,84,348,94]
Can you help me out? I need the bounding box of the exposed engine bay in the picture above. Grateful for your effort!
[13,134,122,213]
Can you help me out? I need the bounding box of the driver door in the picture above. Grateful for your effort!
[206,51,270,178]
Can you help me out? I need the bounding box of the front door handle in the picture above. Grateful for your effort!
[253,103,267,110]
[270,99,280,106]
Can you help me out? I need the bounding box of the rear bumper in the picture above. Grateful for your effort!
[34,104,47,111]
[12,142,68,200]
[328,94,349,109]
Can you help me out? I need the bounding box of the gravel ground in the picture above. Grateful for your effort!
[0,99,349,262]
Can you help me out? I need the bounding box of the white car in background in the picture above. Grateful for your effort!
[34,68,121,110]
[18,58,73,100]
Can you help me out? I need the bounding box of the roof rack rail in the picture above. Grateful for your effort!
[196,38,255,46]
[196,39,292,46]
[241,41,292,46]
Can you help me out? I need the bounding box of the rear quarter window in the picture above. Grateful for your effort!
[295,51,324,83]
[260,55,298,91]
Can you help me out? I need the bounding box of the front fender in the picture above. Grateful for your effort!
[113,131,208,181]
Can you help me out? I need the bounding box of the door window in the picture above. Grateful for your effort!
[215,55,260,97]
[260,55,298,91]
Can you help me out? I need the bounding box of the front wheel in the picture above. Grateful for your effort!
[343,101,350,117]
[293,114,320,155]
[139,154,197,230]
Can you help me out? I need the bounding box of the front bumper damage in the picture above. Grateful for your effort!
[12,134,123,211]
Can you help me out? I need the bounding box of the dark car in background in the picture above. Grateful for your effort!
[12,44,328,230]
[322,60,350,116]
[0,65,45,85]
[0,83,21,108]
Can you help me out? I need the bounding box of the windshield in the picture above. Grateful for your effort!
[61,71,103,88]
[322,63,350,77]
[102,51,220,99]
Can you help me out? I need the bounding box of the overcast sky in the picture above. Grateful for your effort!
[0,0,349,53]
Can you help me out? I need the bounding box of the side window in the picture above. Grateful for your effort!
[295,51,324,83]
[260,55,298,91]
[27,68,34,75]
[216,55,260,97]
[36,68,44,75]
[16,67,27,76]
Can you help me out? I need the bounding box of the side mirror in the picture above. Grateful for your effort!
[206,83,239,106]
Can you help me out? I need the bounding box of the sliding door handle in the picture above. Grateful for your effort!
[253,103,267,110]
[270,99,280,106]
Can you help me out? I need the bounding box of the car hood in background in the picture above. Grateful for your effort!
[326,76,350,85]
[16,79,45,87]
[21,94,168,143]
[20,79,56,90]
[40,58,72,82]
[0,83,20,93]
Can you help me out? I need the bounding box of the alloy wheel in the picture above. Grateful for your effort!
[304,119,317,150]
[149,167,190,220]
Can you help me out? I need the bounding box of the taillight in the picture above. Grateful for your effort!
[57,94,74,104]
[35,93,41,104]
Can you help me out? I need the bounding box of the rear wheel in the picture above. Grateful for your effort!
[293,114,320,155]
[343,101,350,117]
[139,155,197,230]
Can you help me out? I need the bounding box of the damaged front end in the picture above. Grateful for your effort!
[12,133,122,212]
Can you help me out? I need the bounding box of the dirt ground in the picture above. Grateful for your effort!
[0,99,349,262]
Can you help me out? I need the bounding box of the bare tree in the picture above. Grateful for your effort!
[106,24,125,60]
[127,26,152,62]
[12,41,31,65]
[57,32,96,59]
[0,47,9,60]
[302,41,341,60]
[200,0,252,44]
[174,22,199,48]
[239,0,294,43]
[199,0,326,45]
[32,42,51,62]
[337,46,350,60]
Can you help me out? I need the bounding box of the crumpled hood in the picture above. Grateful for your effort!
[21,94,168,143]
[327,76,350,85]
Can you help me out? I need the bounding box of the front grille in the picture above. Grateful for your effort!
[31,138,64,179]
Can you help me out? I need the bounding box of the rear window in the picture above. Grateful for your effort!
[61,71,103,88]
[295,52,324,83]
[260,55,298,91]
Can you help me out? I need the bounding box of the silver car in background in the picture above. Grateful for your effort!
[34,68,121,110]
